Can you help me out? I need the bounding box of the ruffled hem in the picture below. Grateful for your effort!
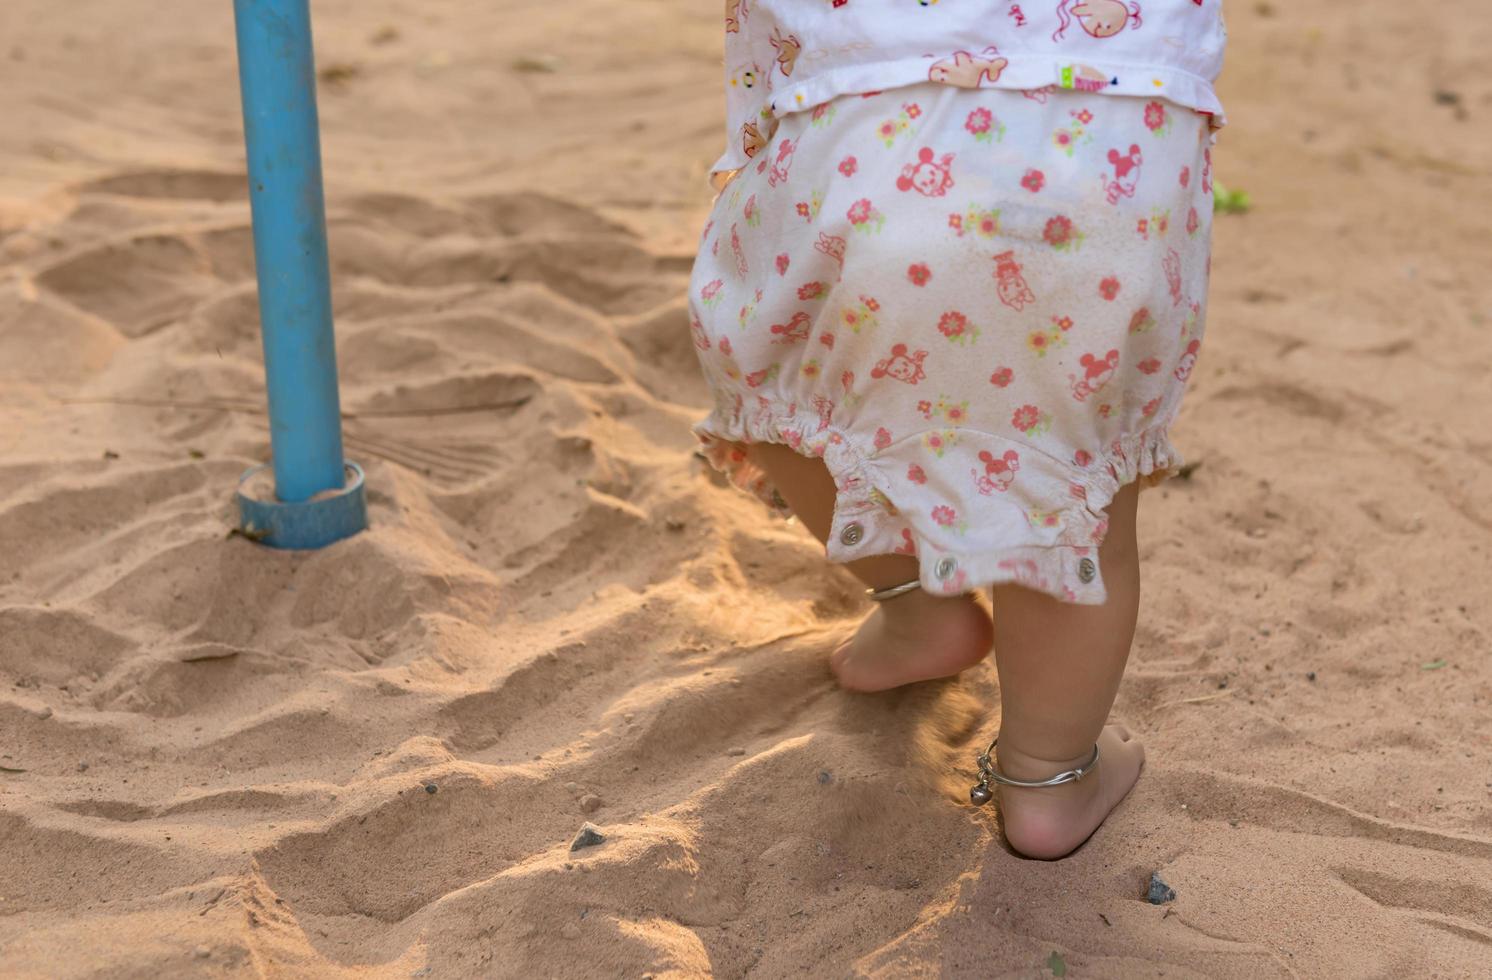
[693,402,1184,606]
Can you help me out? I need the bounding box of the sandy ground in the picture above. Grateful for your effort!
[2,1,1490,977]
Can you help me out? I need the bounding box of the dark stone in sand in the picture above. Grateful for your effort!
[571,823,606,851]
[1145,872,1176,905]
[424,783,438,794]
[817,771,832,785]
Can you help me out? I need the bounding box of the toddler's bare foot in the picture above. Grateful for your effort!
[996,724,1145,860]
[829,590,993,692]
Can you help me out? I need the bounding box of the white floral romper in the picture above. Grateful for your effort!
[690,3,1224,605]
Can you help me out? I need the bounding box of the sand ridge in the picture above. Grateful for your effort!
[2,1,1491,977]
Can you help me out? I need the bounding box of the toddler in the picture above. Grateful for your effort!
[690,1,1226,859]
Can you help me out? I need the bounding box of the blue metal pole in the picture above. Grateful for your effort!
[233,0,345,504]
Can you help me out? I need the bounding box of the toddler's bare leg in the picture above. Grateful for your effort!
[990,479,1145,859]
[749,443,993,691]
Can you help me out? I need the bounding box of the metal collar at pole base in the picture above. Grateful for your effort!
[236,461,367,549]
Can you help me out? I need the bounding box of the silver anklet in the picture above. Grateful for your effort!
[969,737,1100,805]
[865,578,921,602]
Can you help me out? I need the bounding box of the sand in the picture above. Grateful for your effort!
[2,1,1490,976]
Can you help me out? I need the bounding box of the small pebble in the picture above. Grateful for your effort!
[76,762,89,772]
[623,713,634,723]
[817,771,832,785]
[1145,872,1177,905]
[424,783,438,794]
[194,945,211,959]
[1306,671,1316,682]
[564,781,579,793]
[725,746,746,757]
[571,823,606,851]
[38,707,52,719]
[580,794,602,814]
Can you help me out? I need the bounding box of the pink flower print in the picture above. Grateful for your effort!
[874,427,892,450]
[1073,449,1093,467]
[1012,404,1041,432]
[1021,168,1045,193]
[839,155,858,177]
[798,281,825,301]
[847,198,883,231]
[924,430,951,457]
[1142,396,1161,418]
[864,296,881,312]
[1053,315,1074,332]
[1098,276,1121,301]
[775,253,790,275]
[932,505,957,527]
[944,401,968,424]
[1144,100,1168,133]
[895,528,918,555]
[878,120,899,142]
[916,399,933,418]
[1186,206,1200,236]
[964,107,1002,143]
[1043,215,1076,248]
[795,202,811,219]
[907,464,927,485]
[1027,329,1053,355]
[1054,129,1073,151]
[1128,307,1155,333]
[1075,108,1094,125]
[745,368,769,388]
[1097,403,1112,419]
[938,310,975,343]
[907,262,932,286]
[841,369,855,393]
[801,360,822,379]
[1179,165,1191,188]
[819,332,835,349]
[700,278,724,305]
[989,366,1014,388]
[905,102,922,119]
[1137,357,1161,374]
[718,337,732,356]
[948,213,964,233]
[1136,217,1149,239]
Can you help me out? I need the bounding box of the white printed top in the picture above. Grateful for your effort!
[718,0,1227,179]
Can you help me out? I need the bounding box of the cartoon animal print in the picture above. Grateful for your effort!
[992,251,1036,311]
[896,147,956,197]
[870,343,929,384]
[1174,338,1200,380]
[768,138,796,187]
[814,233,847,276]
[741,121,768,159]
[928,48,1010,88]
[1069,349,1118,401]
[1008,4,1028,26]
[725,0,746,33]
[730,224,748,278]
[770,311,811,343]
[975,450,1020,494]
[770,28,802,77]
[1053,0,1142,41]
[1104,144,1142,204]
[1163,247,1182,304]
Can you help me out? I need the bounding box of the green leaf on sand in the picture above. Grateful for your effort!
[1421,658,1448,670]
[1048,951,1067,977]
[1213,183,1251,214]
